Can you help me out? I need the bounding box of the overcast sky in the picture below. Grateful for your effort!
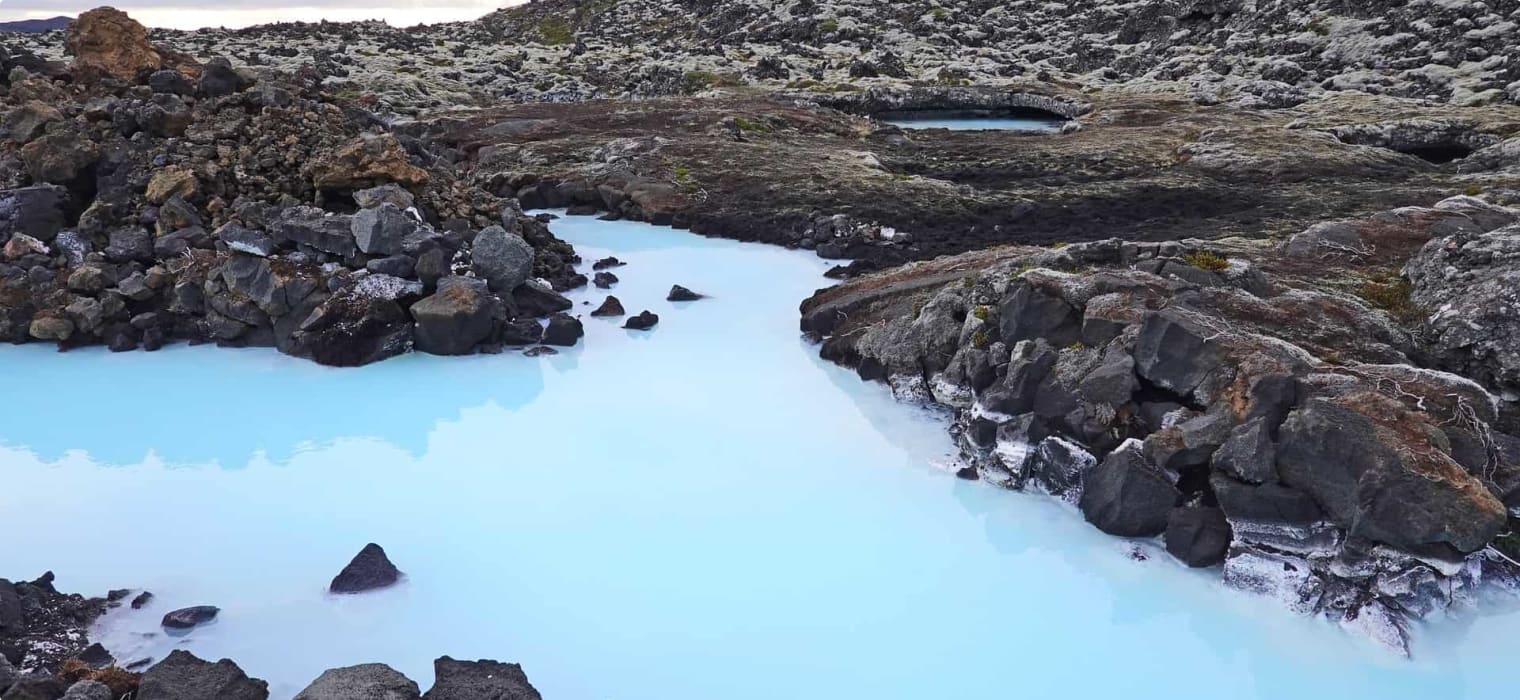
[0,1,522,28]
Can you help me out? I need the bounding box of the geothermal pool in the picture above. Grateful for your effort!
[1,215,1518,698]
[879,111,1068,132]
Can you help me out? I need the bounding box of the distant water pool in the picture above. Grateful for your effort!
[1,215,1518,698]
[880,113,1068,132]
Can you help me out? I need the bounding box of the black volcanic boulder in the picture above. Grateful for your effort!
[512,281,573,317]
[330,543,401,594]
[294,664,420,700]
[291,291,412,368]
[411,277,500,356]
[1079,442,1180,537]
[161,606,218,629]
[1276,397,1506,553]
[198,57,244,98]
[1,185,70,242]
[592,271,618,289]
[590,296,625,317]
[137,650,268,700]
[1133,307,1223,396]
[592,256,623,270]
[2,678,65,699]
[1164,507,1231,567]
[667,285,704,301]
[499,318,544,345]
[624,311,659,330]
[998,283,1081,348]
[423,657,540,700]
[542,313,583,346]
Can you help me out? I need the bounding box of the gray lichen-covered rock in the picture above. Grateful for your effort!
[1406,222,1520,400]
[294,664,421,700]
[470,225,534,294]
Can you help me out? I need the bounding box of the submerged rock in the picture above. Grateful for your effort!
[592,271,618,289]
[1164,507,1232,567]
[541,313,583,346]
[590,296,625,317]
[422,657,540,700]
[667,285,705,301]
[411,277,500,356]
[160,606,218,630]
[329,544,401,594]
[624,311,659,330]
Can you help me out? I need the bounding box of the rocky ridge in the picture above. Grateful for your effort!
[8,0,1520,115]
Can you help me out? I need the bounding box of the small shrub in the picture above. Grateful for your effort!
[972,329,990,348]
[1066,341,1085,351]
[1183,251,1229,272]
[1306,17,1330,35]
[1358,274,1422,323]
[972,305,991,321]
[733,116,773,133]
[931,8,948,19]
[912,300,925,319]
[538,17,573,45]
[961,275,976,288]
[818,18,839,32]
[684,70,722,92]
[1465,183,1484,196]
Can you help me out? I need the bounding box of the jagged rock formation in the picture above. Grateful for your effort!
[801,195,1520,655]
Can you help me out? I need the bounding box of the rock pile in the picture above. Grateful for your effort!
[0,9,588,367]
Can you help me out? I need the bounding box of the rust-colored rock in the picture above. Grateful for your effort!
[309,133,430,191]
[64,7,162,80]
[146,166,198,204]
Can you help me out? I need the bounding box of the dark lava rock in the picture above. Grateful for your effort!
[667,285,704,301]
[0,185,69,242]
[216,222,276,258]
[523,346,558,357]
[60,681,111,700]
[592,271,618,289]
[591,256,623,270]
[422,657,540,700]
[590,296,625,317]
[411,277,499,356]
[999,283,1080,348]
[624,310,659,330]
[136,650,268,700]
[512,281,573,317]
[499,318,544,345]
[541,313,583,346]
[366,255,416,278]
[329,543,401,594]
[198,58,243,98]
[1277,398,1505,553]
[75,642,113,668]
[1133,308,1222,397]
[147,69,193,96]
[351,204,418,257]
[160,606,219,630]
[1210,473,1323,526]
[1164,507,1232,567]
[1078,443,1180,537]
[293,663,420,700]
[1211,417,1277,484]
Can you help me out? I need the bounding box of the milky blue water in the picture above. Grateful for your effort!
[1,215,1518,698]
[882,116,1067,132]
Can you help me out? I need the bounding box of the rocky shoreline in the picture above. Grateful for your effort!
[2,548,542,700]
[4,0,1520,691]
[800,194,1520,655]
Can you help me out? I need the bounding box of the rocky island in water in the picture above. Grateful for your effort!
[3,0,1520,697]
